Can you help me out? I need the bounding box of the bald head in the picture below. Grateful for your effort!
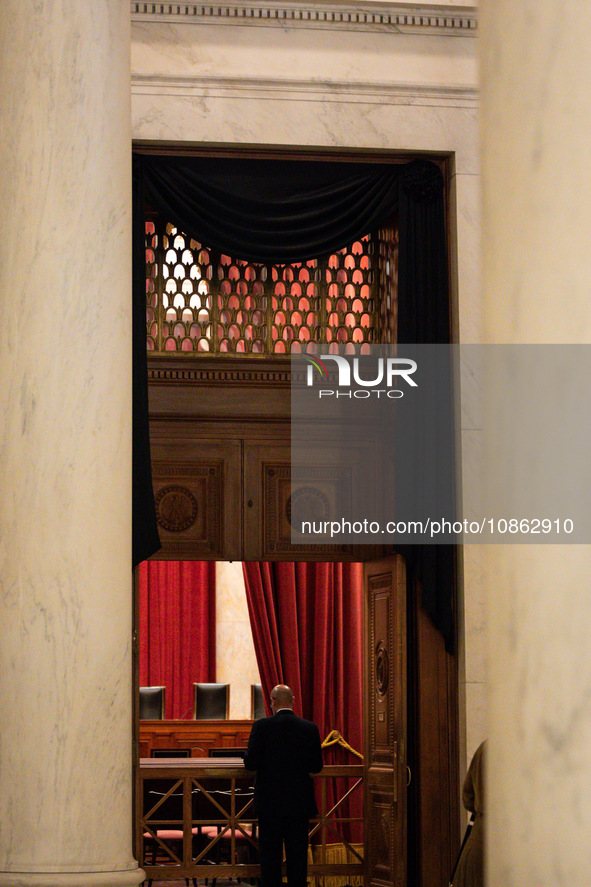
[270,684,294,713]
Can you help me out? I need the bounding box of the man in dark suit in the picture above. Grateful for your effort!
[244,684,323,887]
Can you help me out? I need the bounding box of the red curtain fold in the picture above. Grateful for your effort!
[242,561,364,841]
[139,560,216,719]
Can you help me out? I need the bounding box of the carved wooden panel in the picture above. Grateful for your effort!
[146,360,390,562]
[243,442,376,560]
[264,461,352,558]
[371,589,394,766]
[368,791,395,883]
[152,461,223,558]
[149,436,242,561]
[364,555,407,887]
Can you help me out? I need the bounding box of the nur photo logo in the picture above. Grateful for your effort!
[304,353,418,399]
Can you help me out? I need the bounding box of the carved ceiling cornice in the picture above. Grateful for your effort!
[131,1,477,36]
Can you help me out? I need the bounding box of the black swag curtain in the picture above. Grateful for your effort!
[132,154,455,650]
[139,155,400,264]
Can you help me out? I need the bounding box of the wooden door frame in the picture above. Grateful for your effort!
[361,552,460,887]
[136,143,460,882]
[364,554,408,887]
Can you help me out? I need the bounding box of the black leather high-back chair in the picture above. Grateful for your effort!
[193,682,229,720]
[251,683,265,720]
[140,686,166,720]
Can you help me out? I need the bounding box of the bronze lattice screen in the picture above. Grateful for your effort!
[146,217,397,354]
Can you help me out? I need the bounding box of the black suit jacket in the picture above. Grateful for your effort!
[244,709,323,818]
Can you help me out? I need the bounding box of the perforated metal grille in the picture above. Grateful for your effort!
[376,221,398,345]
[146,217,397,354]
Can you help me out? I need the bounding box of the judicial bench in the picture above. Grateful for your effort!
[139,719,254,758]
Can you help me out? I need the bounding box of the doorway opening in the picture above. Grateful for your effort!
[133,146,460,887]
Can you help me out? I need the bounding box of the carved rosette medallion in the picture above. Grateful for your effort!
[286,486,331,529]
[375,640,390,696]
[155,486,199,532]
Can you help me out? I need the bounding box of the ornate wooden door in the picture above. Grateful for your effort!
[364,554,407,887]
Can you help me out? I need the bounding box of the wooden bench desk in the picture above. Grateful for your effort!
[139,718,253,758]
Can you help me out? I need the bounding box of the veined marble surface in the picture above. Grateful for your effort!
[131,21,478,85]
[0,1,141,881]
[481,0,591,882]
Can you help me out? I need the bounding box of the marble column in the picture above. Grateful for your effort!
[0,3,143,887]
[480,2,591,885]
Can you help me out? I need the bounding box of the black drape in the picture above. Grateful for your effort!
[132,159,161,567]
[132,154,455,649]
[139,155,400,264]
[397,160,456,652]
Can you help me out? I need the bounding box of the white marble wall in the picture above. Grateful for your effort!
[480,1,591,883]
[216,562,261,719]
[131,4,484,770]
[0,2,142,886]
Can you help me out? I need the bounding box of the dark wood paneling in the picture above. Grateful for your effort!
[147,357,386,563]
[147,356,292,421]
[149,431,242,560]
[243,441,376,561]
[140,719,254,758]
[408,579,460,887]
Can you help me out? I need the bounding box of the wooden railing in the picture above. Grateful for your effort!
[137,758,364,884]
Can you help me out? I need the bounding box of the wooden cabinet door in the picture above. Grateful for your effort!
[242,440,378,561]
[364,555,407,887]
[150,437,242,561]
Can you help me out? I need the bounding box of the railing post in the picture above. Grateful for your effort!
[183,775,192,869]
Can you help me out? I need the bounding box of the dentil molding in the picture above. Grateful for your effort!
[131,1,477,35]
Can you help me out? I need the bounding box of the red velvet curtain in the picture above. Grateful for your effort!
[242,561,363,840]
[139,560,216,719]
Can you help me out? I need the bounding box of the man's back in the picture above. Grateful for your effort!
[244,709,323,816]
[244,685,323,887]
